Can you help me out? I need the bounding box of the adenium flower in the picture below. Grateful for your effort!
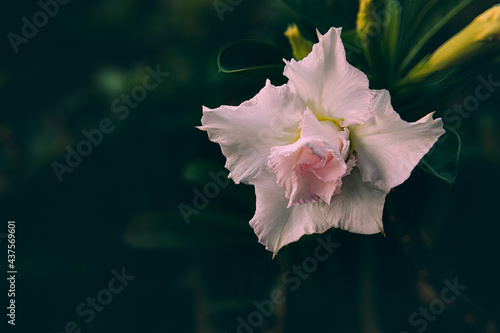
[200,27,445,255]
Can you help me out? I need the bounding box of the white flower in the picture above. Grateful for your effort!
[200,27,445,254]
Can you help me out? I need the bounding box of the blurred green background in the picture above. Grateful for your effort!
[0,0,499,332]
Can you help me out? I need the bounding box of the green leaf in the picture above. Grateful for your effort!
[340,29,366,65]
[124,210,255,250]
[394,52,500,113]
[398,0,475,77]
[217,40,289,84]
[182,161,226,186]
[350,0,402,88]
[382,0,401,85]
[419,125,461,185]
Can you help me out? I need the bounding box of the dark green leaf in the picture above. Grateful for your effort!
[419,125,461,185]
[359,0,402,88]
[382,0,402,85]
[124,210,255,250]
[182,161,226,186]
[393,52,500,113]
[397,0,475,77]
[217,40,290,84]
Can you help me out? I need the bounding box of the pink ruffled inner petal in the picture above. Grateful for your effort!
[269,138,349,207]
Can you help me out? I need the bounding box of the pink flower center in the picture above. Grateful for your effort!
[268,137,350,207]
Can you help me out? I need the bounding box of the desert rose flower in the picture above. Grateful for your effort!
[200,27,445,255]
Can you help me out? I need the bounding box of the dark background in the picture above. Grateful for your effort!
[0,0,499,332]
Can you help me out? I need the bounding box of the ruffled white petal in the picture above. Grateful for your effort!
[300,108,347,154]
[350,90,445,193]
[248,168,332,254]
[283,27,373,127]
[321,167,386,234]
[249,166,385,254]
[200,80,305,184]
